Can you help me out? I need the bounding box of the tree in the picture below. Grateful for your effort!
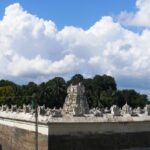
[93,75,117,91]
[45,77,67,108]
[113,90,125,107]
[83,78,94,108]
[20,82,38,105]
[0,86,14,105]
[90,75,117,108]
[120,90,148,108]
[0,75,149,108]
[67,74,84,85]
[0,80,16,87]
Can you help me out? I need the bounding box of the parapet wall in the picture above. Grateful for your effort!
[1,83,150,149]
[1,116,150,150]
[0,104,150,150]
[0,117,48,150]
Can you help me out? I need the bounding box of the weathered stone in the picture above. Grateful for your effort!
[135,107,143,114]
[144,105,150,116]
[89,108,96,114]
[6,106,9,112]
[1,105,8,112]
[16,106,22,113]
[104,107,110,113]
[1,120,150,150]
[122,102,132,115]
[94,109,103,117]
[89,108,103,117]
[38,105,46,116]
[23,104,31,113]
[45,108,52,116]
[52,110,62,117]
[0,124,48,150]
[111,105,120,116]
[63,83,89,116]
[11,105,17,112]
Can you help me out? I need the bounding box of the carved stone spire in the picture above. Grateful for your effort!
[63,83,89,116]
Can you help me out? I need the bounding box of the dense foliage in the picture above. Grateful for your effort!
[0,74,149,108]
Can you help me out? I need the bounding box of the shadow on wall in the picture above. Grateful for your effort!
[0,144,2,150]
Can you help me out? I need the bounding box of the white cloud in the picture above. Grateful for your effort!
[118,0,150,27]
[88,56,100,65]
[0,3,150,96]
[7,54,84,77]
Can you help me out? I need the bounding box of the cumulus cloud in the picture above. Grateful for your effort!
[7,54,84,77]
[0,3,150,97]
[118,0,150,27]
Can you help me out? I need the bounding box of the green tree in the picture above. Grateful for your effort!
[83,78,94,108]
[45,77,67,108]
[0,75,149,109]
[67,74,84,85]
[120,90,148,108]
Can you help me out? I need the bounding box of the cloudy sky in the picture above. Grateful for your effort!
[0,0,150,98]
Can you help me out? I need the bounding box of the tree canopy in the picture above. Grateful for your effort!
[0,74,149,108]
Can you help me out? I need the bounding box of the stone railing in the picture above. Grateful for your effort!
[0,104,62,117]
[0,103,150,118]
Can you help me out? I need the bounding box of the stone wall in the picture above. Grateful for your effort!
[48,122,150,150]
[1,119,150,150]
[49,132,150,150]
[48,121,150,135]
[0,121,48,150]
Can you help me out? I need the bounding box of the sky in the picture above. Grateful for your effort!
[0,0,150,98]
[0,0,136,29]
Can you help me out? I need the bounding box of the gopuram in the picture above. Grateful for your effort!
[0,83,150,150]
[63,83,89,116]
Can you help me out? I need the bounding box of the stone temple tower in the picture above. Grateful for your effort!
[63,83,89,116]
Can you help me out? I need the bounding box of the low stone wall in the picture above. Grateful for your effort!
[48,121,150,135]
[49,132,150,150]
[48,122,150,150]
[0,117,48,150]
[0,124,48,150]
[1,117,150,150]
[0,124,47,150]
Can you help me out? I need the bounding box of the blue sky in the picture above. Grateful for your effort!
[0,0,136,29]
[0,0,150,98]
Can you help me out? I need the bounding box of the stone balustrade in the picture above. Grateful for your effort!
[0,103,150,117]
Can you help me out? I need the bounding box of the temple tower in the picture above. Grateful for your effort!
[63,83,89,116]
